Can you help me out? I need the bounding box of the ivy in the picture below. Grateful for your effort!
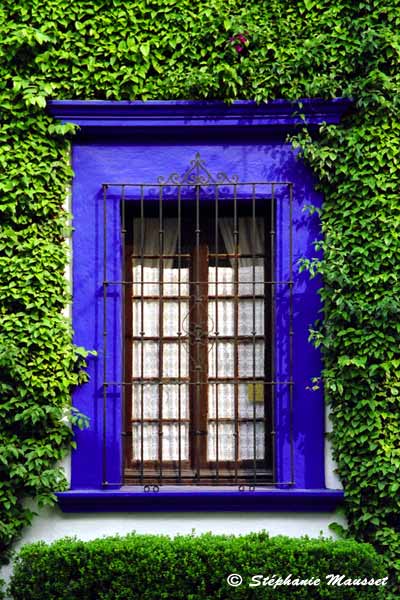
[0,0,399,597]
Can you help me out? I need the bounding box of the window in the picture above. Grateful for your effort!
[119,155,278,485]
[49,99,348,511]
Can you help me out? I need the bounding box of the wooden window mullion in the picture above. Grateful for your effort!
[190,243,209,473]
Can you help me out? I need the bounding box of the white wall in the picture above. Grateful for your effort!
[10,502,346,546]
[2,506,346,586]
[1,438,345,588]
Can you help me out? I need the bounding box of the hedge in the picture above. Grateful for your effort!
[8,533,388,600]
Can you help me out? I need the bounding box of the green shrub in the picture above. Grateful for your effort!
[8,534,388,600]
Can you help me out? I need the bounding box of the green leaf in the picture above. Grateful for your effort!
[139,43,150,59]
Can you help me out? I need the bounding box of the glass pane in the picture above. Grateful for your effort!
[163,267,189,297]
[209,342,234,378]
[132,264,159,296]
[132,300,159,337]
[163,342,189,377]
[208,266,234,296]
[238,299,264,336]
[208,422,235,461]
[162,384,189,419]
[132,383,158,419]
[163,300,189,337]
[132,424,158,461]
[162,423,189,461]
[208,300,234,336]
[238,263,264,296]
[132,341,158,377]
[208,383,235,418]
[238,382,264,418]
[238,341,264,377]
[239,422,265,460]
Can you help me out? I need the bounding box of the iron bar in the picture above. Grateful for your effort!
[130,253,264,260]
[251,183,257,486]
[233,183,239,484]
[140,184,145,483]
[194,182,201,480]
[102,184,108,486]
[130,335,264,342]
[158,184,164,482]
[128,378,291,384]
[130,417,265,424]
[177,184,183,482]
[289,182,294,486]
[101,161,294,487]
[103,181,294,187]
[270,184,276,482]
[106,282,291,288]
[120,185,127,485]
[214,183,220,481]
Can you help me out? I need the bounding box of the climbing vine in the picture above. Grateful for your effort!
[0,0,399,595]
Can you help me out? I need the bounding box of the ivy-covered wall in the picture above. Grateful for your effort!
[0,0,399,595]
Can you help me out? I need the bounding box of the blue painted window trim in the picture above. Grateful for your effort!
[48,99,350,513]
[57,488,344,513]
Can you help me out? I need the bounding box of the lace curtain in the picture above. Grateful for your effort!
[132,219,189,461]
[131,217,265,463]
[209,218,265,461]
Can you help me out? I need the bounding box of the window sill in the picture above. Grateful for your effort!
[56,488,344,513]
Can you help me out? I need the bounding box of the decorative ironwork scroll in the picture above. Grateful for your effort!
[158,152,239,187]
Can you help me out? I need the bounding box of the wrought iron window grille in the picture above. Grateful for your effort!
[101,153,294,489]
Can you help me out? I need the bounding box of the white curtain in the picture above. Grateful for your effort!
[208,217,265,461]
[219,217,264,266]
[132,217,266,465]
[132,219,189,461]
[132,218,180,295]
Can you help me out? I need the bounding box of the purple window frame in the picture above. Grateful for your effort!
[48,99,350,512]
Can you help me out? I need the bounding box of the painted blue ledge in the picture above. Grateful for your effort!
[56,489,344,513]
[47,98,352,130]
[52,99,351,510]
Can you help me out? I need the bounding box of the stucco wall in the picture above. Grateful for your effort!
[1,443,344,588]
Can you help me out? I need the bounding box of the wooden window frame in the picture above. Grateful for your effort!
[123,200,273,486]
